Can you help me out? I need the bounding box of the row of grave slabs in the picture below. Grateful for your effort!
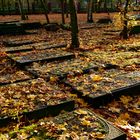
[0,40,76,137]
[0,20,42,35]
[1,40,75,124]
[1,39,140,139]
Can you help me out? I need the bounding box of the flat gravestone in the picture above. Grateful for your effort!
[0,78,75,126]
[45,23,60,31]
[4,45,33,53]
[3,39,34,47]
[25,58,97,80]
[0,58,32,85]
[97,18,112,24]
[20,22,42,30]
[8,50,75,65]
[0,23,26,35]
[0,20,19,24]
[6,109,126,140]
[34,43,67,50]
[4,42,67,53]
[65,69,140,107]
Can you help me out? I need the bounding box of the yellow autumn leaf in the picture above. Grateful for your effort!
[79,136,89,140]
[119,113,130,120]
[57,122,67,131]
[74,109,88,115]
[109,107,121,113]
[91,84,99,92]
[116,113,130,125]
[90,74,103,82]
[72,125,79,130]
[50,76,58,82]
[81,118,91,126]
[90,132,106,139]
[128,108,140,114]
[13,93,21,99]
[18,132,29,139]
[75,99,88,107]
[70,132,79,140]
[115,119,128,126]
[77,86,83,91]
[95,133,106,139]
[120,95,133,104]
[69,94,77,98]
[131,133,140,139]
[27,94,36,100]
[30,138,38,140]
[0,134,8,140]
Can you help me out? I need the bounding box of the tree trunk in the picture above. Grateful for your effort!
[65,0,69,18]
[97,0,101,12]
[7,0,11,15]
[87,0,93,23]
[40,0,50,23]
[93,0,96,12]
[60,0,65,24]
[69,0,79,49]
[26,0,30,14]
[1,0,5,16]
[18,0,27,20]
[121,0,130,39]
[104,0,107,12]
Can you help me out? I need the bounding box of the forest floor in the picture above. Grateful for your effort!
[0,13,140,140]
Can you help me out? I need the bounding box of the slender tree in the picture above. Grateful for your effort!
[7,0,11,15]
[104,0,107,12]
[26,0,30,14]
[65,0,69,18]
[1,0,5,16]
[69,0,79,49]
[18,0,27,20]
[87,0,93,22]
[97,0,101,12]
[40,0,50,23]
[60,0,65,24]
[121,0,130,39]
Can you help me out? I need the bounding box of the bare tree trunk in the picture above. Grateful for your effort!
[69,0,79,49]
[65,0,69,18]
[87,0,93,23]
[60,0,65,24]
[121,0,130,39]
[1,0,5,16]
[97,0,101,12]
[26,0,30,14]
[18,0,27,20]
[104,0,107,12]
[7,0,11,15]
[40,0,50,23]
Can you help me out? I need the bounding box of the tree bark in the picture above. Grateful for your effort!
[40,0,50,23]
[26,0,30,14]
[121,0,130,39]
[104,0,107,12]
[60,0,65,24]
[18,0,27,20]
[65,0,69,18]
[87,0,93,23]
[7,0,11,15]
[1,0,5,16]
[69,0,79,49]
[97,0,101,12]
